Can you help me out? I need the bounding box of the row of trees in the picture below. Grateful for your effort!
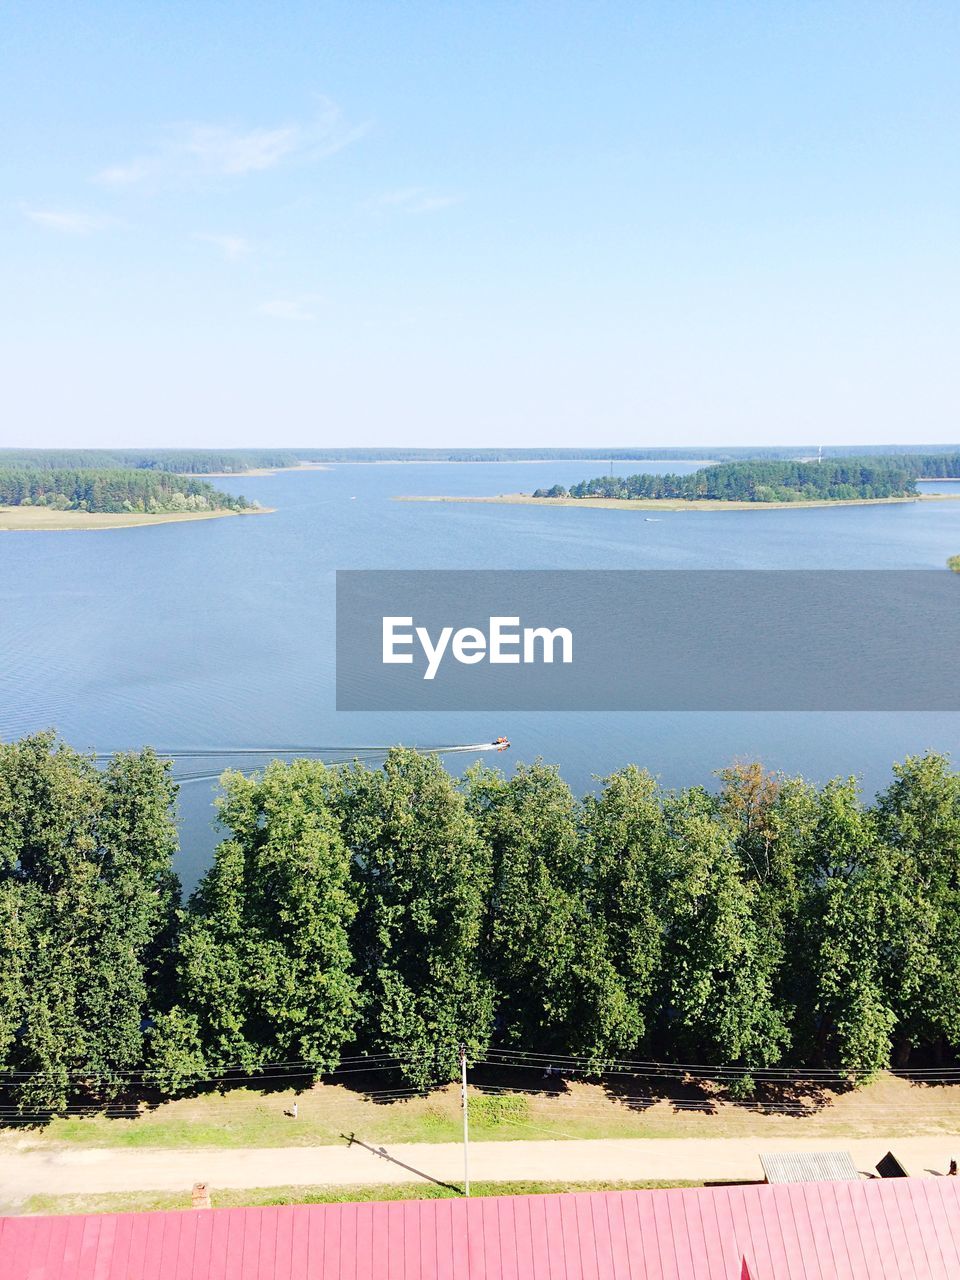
[0,450,296,474]
[0,469,254,513]
[2,735,960,1113]
[535,454,960,503]
[6,447,960,473]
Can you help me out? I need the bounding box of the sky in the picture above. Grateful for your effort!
[2,1,959,449]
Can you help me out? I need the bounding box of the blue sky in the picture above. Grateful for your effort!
[3,1,958,448]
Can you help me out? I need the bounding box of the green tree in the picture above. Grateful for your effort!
[580,766,669,1054]
[0,879,29,1092]
[338,750,493,1088]
[716,764,823,1063]
[799,778,895,1075]
[0,734,179,1112]
[0,468,252,513]
[152,760,359,1092]
[467,761,639,1065]
[874,754,960,1063]
[657,786,790,1070]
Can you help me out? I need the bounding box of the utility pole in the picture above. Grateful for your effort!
[460,1043,470,1197]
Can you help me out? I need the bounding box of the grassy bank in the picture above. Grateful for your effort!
[20,1178,705,1217]
[0,506,272,531]
[396,493,960,512]
[5,1073,960,1153]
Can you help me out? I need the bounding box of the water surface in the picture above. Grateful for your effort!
[2,461,957,886]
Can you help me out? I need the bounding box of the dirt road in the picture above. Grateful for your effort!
[1,1134,957,1200]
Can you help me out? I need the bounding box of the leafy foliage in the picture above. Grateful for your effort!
[338,750,494,1088]
[468,761,640,1066]
[0,734,179,1111]
[535,453,960,503]
[0,469,253,513]
[3,737,960,1114]
[151,761,359,1092]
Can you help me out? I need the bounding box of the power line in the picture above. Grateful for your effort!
[480,1049,927,1081]
[0,1054,414,1085]
[5,1049,960,1087]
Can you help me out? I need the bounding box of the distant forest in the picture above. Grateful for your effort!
[2,445,960,472]
[0,468,254,514]
[535,453,960,503]
[2,735,960,1115]
[0,449,294,474]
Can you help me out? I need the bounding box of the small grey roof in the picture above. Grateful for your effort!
[760,1150,861,1184]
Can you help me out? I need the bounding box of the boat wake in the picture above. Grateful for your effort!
[93,738,510,783]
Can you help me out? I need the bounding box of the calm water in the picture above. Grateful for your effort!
[1,461,958,887]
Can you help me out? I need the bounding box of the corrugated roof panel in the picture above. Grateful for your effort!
[665,1184,696,1280]
[6,1178,960,1279]
[831,1181,872,1277]
[895,1178,937,1280]
[610,1187,642,1280]
[722,1185,756,1278]
[697,1183,734,1279]
[192,1211,214,1279]
[633,1183,667,1279]
[518,1193,537,1274]
[586,1189,616,1279]
[759,1151,860,1184]
[830,1180,865,1279]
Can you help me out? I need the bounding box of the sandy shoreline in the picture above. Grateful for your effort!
[0,507,273,532]
[395,492,960,512]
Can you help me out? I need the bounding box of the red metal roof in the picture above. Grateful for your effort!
[3,1177,960,1279]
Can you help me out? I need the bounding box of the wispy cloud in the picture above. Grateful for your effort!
[22,207,117,235]
[370,187,463,215]
[97,100,366,188]
[259,297,319,321]
[194,232,252,261]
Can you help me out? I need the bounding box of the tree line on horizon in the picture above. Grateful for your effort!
[3,445,960,475]
[0,450,295,474]
[0,468,254,514]
[1,734,960,1115]
[534,453,960,503]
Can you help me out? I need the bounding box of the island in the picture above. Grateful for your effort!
[0,467,269,531]
[399,453,960,512]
